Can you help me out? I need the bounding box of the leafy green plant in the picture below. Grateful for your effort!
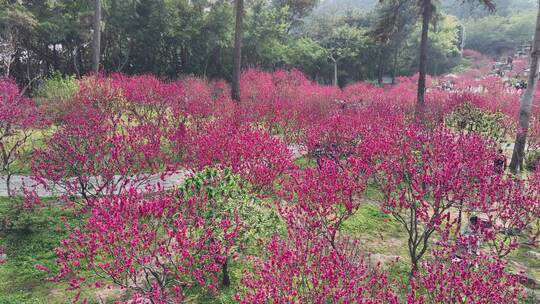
[445,102,509,143]
[33,72,77,102]
[177,167,281,252]
[32,72,78,123]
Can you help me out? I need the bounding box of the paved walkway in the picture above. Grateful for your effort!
[0,171,192,197]
[0,144,307,197]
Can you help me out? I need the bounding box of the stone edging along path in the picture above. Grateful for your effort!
[0,144,308,198]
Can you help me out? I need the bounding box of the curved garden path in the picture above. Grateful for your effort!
[0,144,307,197]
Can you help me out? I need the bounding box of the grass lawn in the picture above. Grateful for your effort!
[0,197,92,303]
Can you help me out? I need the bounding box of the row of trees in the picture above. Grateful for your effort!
[1,0,468,87]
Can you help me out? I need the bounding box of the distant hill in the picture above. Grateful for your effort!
[310,0,536,20]
[312,0,378,15]
[440,0,536,19]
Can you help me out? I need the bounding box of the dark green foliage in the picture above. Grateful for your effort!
[2,0,473,87]
[272,0,318,27]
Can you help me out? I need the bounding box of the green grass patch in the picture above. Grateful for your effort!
[294,156,316,169]
[343,203,401,238]
[363,182,383,201]
[507,239,540,289]
[386,259,410,286]
[184,258,247,304]
[0,197,88,303]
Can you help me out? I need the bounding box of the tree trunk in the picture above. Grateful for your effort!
[2,28,15,77]
[410,257,418,278]
[217,47,223,78]
[509,5,540,173]
[72,47,79,77]
[92,0,102,74]
[333,59,338,87]
[222,258,230,287]
[231,0,244,103]
[417,0,432,111]
[5,61,10,77]
[456,199,464,238]
[377,50,384,87]
[6,174,12,198]
[53,45,59,70]
[460,25,466,54]
[392,45,399,84]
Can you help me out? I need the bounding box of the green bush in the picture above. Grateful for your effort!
[445,102,509,143]
[32,72,78,123]
[178,167,282,250]
[33,72,77,101]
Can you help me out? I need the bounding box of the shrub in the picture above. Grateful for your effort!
[32,72,78,123]
[238,233,399,303]
[33,72,77,102]
[445,102,510,143]
[409,248,523,303]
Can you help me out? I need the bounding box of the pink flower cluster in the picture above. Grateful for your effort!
[239,234,399,304]
[409,248,523,304]
[187,119,294,191]
[54,188,242,302]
